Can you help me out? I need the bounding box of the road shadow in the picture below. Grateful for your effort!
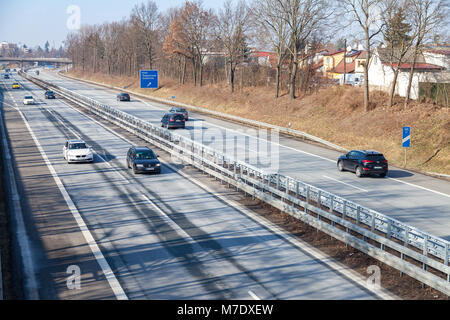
[387,170,414,178]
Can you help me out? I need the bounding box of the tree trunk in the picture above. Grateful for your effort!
[364,34,370,112]
[275,63,281,98]
[404,46,419,109]
[230,63,235,93]
[389,69,399,107]
[290,61,298,100]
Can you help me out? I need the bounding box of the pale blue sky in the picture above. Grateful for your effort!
[0,0,225,49]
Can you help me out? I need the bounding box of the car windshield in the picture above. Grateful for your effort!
[135,150,156,159]
[24,96,33,99]
[69,143,87,149]
[47,91,54,94]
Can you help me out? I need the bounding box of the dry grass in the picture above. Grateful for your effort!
[68,69,450,175]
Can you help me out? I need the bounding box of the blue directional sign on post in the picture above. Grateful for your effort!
[140,70,158,89]
[402,126,411,148]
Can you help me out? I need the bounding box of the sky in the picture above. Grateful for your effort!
[0,0,225,49]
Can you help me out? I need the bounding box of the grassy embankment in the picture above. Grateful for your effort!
[67,69,450,175]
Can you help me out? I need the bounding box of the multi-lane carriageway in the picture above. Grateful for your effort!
[0,68,447,300]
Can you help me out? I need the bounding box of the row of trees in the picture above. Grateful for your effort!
[65,0,448,110]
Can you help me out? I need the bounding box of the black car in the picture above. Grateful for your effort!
[337,150,388,177]
[117,93,130,101]
[126,146,161,174]
[161,112,185,129]
[3,74,9,79]
[45,90,55,99]
[169,107,189,120]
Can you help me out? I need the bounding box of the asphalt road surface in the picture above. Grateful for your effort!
[36,69,450,240]
[0,71,382,299]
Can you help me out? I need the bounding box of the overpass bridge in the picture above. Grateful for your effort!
[0,57,72,68]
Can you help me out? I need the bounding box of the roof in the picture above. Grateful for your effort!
[376,47,426,64]
[68,139,85,143]
[331,60,356,74]
[134,146,151,151]
[424,49,450,56]
[354,150,383,155]
[323,49,346,57]
[383,62,445,71]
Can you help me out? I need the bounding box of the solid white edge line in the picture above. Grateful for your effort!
[7,90,128,300]
[386,177,450,199]
[53,93,398,300]
[248,290,261,300]
[1,81,40,299]
[51,70,450,198]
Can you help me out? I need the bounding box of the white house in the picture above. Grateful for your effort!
[368,47,447,100]
[423,49,450,70]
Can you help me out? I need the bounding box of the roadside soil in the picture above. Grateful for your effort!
[67,70,450,176]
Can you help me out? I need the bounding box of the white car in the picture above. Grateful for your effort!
[23,96,35,105]
[63,139,94,163]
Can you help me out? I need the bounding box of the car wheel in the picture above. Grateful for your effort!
[337,161,345,172]
[380,173,386,178]
[127,160,130,169]
[132,165,137,174]
[355,166,363,178]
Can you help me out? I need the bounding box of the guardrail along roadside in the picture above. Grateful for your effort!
[20,70,450,296]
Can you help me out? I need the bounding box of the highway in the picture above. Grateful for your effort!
[36,69,450,240]
[0,71,384,299]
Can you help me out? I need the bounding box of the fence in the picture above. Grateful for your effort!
[20,70,450,296]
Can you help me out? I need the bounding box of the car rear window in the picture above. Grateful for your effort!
[172,114,184,120]
[366,154,385,161]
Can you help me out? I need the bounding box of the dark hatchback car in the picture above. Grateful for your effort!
[169,107,189,120]
[161,112,185,129]
[337,150,388,177]
[126,146,161,174]
[45,90,55,99]
[117,93,130,101]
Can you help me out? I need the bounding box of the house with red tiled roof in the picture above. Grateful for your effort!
[328,50,366,82]
[368,47,448,99]
[322,49,346,77]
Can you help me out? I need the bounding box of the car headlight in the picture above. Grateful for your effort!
[136,164,144,167]
[156,163,161,167]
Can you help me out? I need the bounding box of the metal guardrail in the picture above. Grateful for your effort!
[21,71,450,296]
[59,71,348,152]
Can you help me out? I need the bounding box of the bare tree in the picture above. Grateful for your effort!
[342,0,386,111]
[215,0,250,93]
[404,0,448,108]
[131,1,160,70]
[382,0,414,107]
[253,0,290,98]
[276,0,334,100]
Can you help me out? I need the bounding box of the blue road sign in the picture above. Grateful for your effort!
[402,126,411,148]
[140,70,158,88]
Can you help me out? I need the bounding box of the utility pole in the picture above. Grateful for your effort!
[343,39,347,85]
